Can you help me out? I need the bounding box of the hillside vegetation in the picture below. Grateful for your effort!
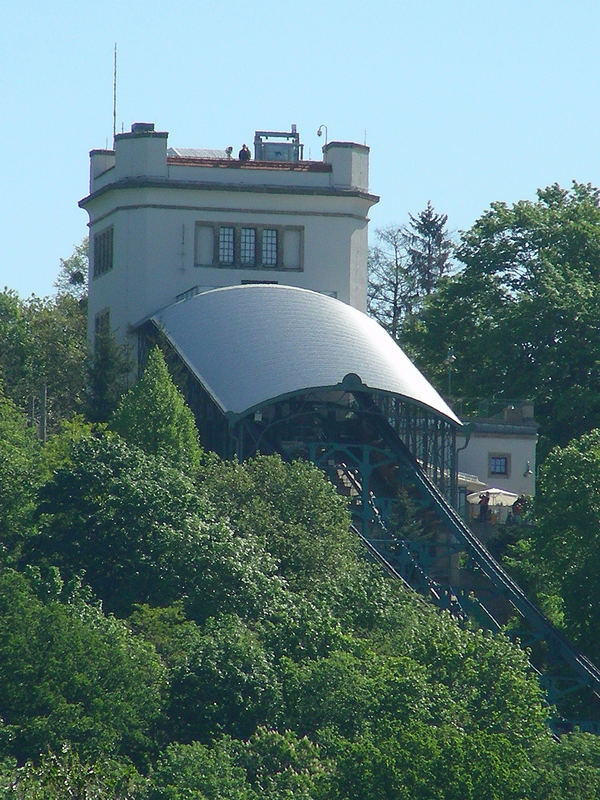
[1,347,600,799]
[4,194,600,797]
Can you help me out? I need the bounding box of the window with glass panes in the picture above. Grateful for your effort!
[261,229,277,266]
[490,455,508,475]
[93,227,114,277]
[240,228,256,266]
[195,222,302,270]
[218,227,235,264]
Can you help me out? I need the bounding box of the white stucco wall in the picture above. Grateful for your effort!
[457,429,537,497]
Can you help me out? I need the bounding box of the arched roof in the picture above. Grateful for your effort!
[151,284,461,425]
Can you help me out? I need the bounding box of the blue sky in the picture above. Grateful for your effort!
[2,0,600,297]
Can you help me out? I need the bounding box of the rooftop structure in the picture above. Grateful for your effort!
[151,284,459,424]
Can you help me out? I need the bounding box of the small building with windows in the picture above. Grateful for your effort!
[456,401,538,501]
[80,123,378,364]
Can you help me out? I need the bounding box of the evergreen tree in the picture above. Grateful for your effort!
[368,203,453,342]
[405,201,453,298]
[85,325,131,423]
[111,347,203,472]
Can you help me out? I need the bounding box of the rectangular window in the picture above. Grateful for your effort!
[490,455,509,475]
[262,229,278,267]
[93,227,114,277]
[218,227,234,265]
[240,228,256,266]
[196,223,303,271]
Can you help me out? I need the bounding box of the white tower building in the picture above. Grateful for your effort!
[79,123,379,365]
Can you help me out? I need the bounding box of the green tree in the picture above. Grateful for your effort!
[54,237,88,302]
[0,291,87,433]
[323,724,529,800]
[230,727,329,800]
[513,429,600,662]
[200,454,356,592]
[403,182,600,454]
[166,614,282,743]
[0,748,145,800]
[29,436,279,619]
[111,347,202,472]
[281,648,435,740]
[0,568,166,767]
[0,381,43,559]
[28,294,88,434]
[405,201,453,298]
[148,740,254,800]
[399,610,548,748]
[528,732,600,800]
[368,203,453,341]
[86,327,131,424]
[0,291,29,407]
[42,414,104,473]
[147,729,329,800]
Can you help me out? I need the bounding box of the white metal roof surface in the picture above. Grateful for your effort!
[152,285,461,424]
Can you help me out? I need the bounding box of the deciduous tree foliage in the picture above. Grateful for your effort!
[53,237,89,302]
[148,729,329,800]
[2,415,598,796]
[29,436,278,620]
[0,569,166,767]
[2,239,600,794]
[512,429,600,663]
[165,614,283,743]
[0,381,44,557]
[200,454,357,591]
[0,748,145,800]
[528,732,600,800]
[0,290,87,433]
[402,183,600,454]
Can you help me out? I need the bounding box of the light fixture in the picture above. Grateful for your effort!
[317,124,328,145]
[445,347,456,397]
[523,461,533,477]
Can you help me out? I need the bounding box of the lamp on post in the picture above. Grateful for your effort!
[445,347,456,398]
[317,124,328,145]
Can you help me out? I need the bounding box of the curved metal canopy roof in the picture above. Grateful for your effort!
[151,285,461,425]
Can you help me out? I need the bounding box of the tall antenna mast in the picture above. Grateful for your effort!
[113,43,117,141]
